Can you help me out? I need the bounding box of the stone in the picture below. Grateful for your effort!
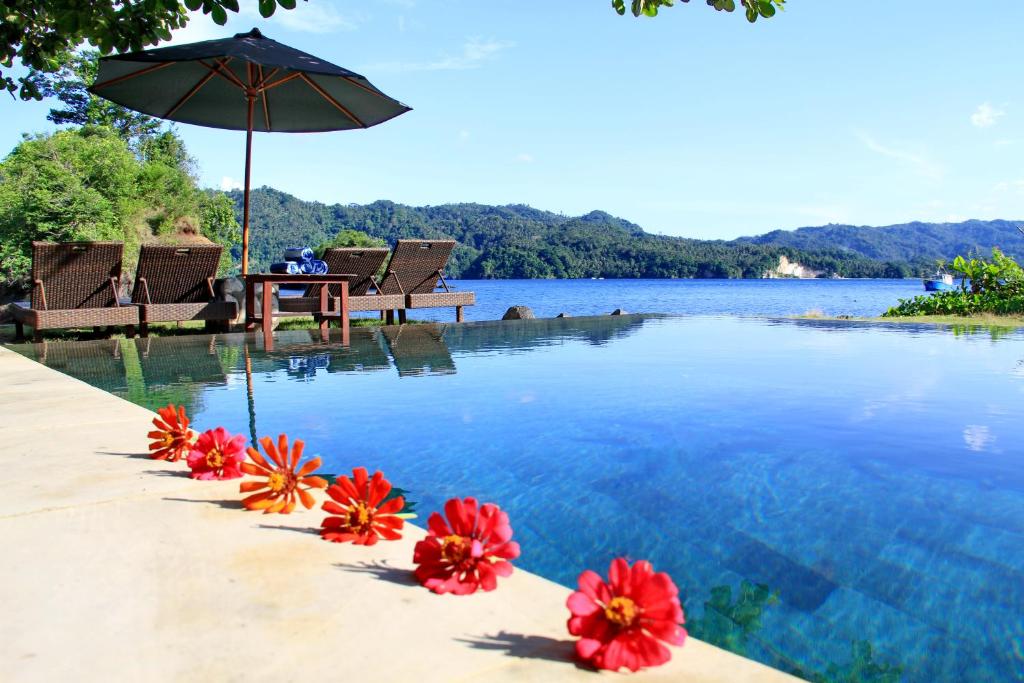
[610,308,627,316]
[215,276,279,329]
[556,313,570,318]
[502,305,535,320]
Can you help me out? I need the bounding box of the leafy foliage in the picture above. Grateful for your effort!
[2,0,300,100]
[800,641,904,683]
[316,229,387,255]
[232,187,913,280]
[38,49,164,148]
[884,248,1024,317]
[686,580,778,655]
[612,0,784,22]
[0,126,239,290]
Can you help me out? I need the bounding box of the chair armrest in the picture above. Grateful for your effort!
[206,276,216,299]
[109,277,122,306]
[33,279,47,310]
[136,277,152,304]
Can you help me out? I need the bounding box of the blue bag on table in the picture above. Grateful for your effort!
[269,261,301,274]
[284,247,314,263]
[300,259,329,275]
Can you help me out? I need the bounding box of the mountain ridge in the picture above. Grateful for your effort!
[230,187,1022,279]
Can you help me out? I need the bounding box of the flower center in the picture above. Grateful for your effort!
[267,471,289,493]
[205,447,224,469]
[441,534,469,563]
[162,433,174,446]
[604,596,639,627]
[348,503,373,530]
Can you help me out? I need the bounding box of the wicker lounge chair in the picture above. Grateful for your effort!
[131,245,237,336]
[11,241,139,342]
[277,247,405,317]
[379,240,474,323]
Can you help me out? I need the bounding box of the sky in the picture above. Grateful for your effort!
[1,1,1022,240]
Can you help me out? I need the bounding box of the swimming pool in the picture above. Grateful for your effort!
[12,316,1024,681]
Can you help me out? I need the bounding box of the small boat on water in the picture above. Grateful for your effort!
[923,273,955,292]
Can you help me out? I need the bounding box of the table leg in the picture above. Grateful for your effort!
[318,283,329,333]
[339,286,350,346]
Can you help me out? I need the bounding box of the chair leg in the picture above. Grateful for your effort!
[14,321,24,341]
[33,330,43,343]
[126,324,137,339]
[139,323,148,338]
[385,310,395,325]
[398,309,407,324]
[456,306,464,323]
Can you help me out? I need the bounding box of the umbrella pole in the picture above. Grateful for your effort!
[241,95,255,275]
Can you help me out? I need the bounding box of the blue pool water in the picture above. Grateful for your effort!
[342,278,924,322]
[11,315,1024,681]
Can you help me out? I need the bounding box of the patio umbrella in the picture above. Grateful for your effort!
[89,28,411,274]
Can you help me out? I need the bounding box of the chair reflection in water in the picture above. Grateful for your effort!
[381,324,456,377]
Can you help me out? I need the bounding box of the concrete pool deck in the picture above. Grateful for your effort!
[0,345,796,682]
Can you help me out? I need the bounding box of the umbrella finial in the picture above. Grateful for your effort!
[236,28,264,40]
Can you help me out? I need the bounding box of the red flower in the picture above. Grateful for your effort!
[186,427,246,480]
[566,558,686,672]
[320,467,405,545]
[412,497,520,595]
[147,404,195,462]
[240,434,328,514]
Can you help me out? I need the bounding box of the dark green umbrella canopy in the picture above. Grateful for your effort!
[89,28,411,273]
[90,28,410,132]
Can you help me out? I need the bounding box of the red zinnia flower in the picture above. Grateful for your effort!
[566,558,686,672]
[412,497,520,595]
[186,427,246,480]
[320,467,405,545]
[147,404,195,462]
[240,434,328,514]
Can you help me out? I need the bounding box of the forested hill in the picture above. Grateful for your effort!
[229,187,1018,279]
[738,219,1023,263]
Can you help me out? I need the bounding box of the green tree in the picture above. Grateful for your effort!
[0,126,241,288]
[2,0,301,100]
[39,50,164,148]
[613,0,784,21]
[316,229,387,255]
[199,191,241,273]
[0,127,140,287]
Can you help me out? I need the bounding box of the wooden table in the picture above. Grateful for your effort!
[245,273,353,350]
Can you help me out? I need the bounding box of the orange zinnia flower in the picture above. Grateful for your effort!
[147,404,196,462]
[320,467,405,545]
[239,434,328,514]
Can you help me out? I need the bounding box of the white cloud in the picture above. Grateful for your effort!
[516,152,534,163]
[458,129,471,142]
[365,37,515,73]
[252,3,360,34]
[856,131,945,180]
[971,102,1005,128]
[994,139,1018,147]
[993,179,1024,194]
[221,176,244,191]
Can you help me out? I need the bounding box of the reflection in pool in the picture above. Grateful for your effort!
[12,315,1024,682]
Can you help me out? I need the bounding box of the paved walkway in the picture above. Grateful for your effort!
[0,346,796,682]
